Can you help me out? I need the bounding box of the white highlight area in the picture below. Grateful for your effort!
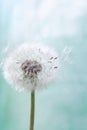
[7,0,87,42]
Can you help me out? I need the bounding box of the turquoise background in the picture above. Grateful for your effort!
[0,0,87,130]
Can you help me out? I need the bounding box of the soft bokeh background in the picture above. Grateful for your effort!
[0,0,87,130]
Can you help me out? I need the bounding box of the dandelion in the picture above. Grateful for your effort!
[3,43,58,130]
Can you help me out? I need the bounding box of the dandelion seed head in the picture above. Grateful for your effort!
[3,43,58,91]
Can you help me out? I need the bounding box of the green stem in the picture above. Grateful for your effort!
[29,90,35,130]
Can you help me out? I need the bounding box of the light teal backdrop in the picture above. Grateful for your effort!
[0,0,87,130]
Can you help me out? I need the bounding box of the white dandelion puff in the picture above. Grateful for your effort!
[3,43,59,91]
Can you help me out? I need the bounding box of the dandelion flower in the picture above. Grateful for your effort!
[3,43,58,130]
[3,43,58,91]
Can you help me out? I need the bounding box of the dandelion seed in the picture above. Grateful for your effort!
[54,57,58,60]
[50,57,54,60]
[54,66,58,69]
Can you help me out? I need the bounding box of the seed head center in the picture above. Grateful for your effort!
[21,60,42,77]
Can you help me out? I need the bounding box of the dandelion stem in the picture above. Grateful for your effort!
[29,90,35,130]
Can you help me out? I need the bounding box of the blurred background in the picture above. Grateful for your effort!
[0,0,87,130]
